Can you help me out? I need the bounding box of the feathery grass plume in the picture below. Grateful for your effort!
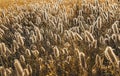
[90,14,96,23]
[52,15,57,24]
[40,46,46,54]
[40,28,45,35]
[118,61,120,69]
[76,49,82,58]
[104,46,119,66]
[87,17,92,25]
[75,27,80,33]
[20,55,25,63]
[73,18,78,25]
[43,10,48,21]
[46,40,51,47]
[58,23,64,34]
[53,34,58,44]
[14,32,23,45]
[38,57,43,64]
[15,23,22,29]
[17,28,23,34]
[53,46,60,58]
[78,52,87,70]
[35,16,41,25]
[61,48,68,55]
[96,16,102,30]
[112,22,119,34]
[0,43,6,54]
[0,17,2,24]
[12,40,19,53]
[24,68,30,76]
[25,49,31,57]
[63,13,68,24]
[74,33,83,41]
[49,55,54,63]
[104,38,110,45]
[49,19,56,28]
[30,35,37,44]
[31,49,39,58]
[73,26,80,33]
[118,34,120,42]
[0,24,8,30]
[5,68,12,75]
[30,44,37,50]
[28,21,35,27]
[95,54,102,68]
[111,34,117,42]
[94,0,99,6]
[14,59,24,76]
[89,25,94,34]
[0,66,3,72]
[1,10,5,18]
[85,24,89,30]
[34,26,42,42]
[106,0,110,5]
[92,55,103,76]
[0,67,7,76]
[26,64,32,75]
[30,31,37,43]
[99,36,104,44]
[107,28,112,34]
[102,12,108,22]
[66,56,71,64]
[91,40,97,48]
[64,42,70,49]
[78,15,84,22]
[69,30,75,40]
[64,30,70,39]
[18,35,24,46]
[0,67,4,75]
[78,10,83,16]
[0,28,4,35]
[5,47,12,56]
[57,34,62,44]
[85,30,95,42]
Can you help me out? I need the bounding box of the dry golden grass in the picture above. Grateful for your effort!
[0,0,118,9]
[0,0,119,76]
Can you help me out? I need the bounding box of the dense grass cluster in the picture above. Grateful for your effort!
[0,0,120,76]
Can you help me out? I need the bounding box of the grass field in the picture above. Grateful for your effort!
[0,0,119,76]
[0,0,118,9]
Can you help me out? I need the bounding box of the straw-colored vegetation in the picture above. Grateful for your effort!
[0,0,120,76]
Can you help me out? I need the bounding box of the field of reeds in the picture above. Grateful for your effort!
[0,0,120,76]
